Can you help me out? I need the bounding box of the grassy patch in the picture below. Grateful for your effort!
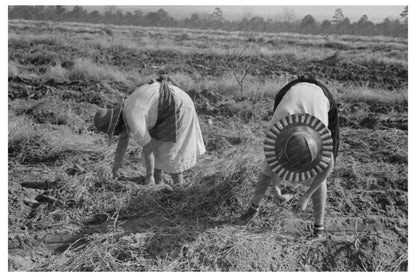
[334,84,407,105]
[68,58,127,83]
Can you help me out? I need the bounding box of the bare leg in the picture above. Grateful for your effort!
[311,180,327,226]
[240,162,275,222]
[308,155,333,235]
[171,172,183,185]
[239,171,272,222]
[250,172,273,206]
[154,169,162,185]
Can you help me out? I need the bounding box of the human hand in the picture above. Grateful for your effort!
[274,194,294,206]
[294,195,309,214]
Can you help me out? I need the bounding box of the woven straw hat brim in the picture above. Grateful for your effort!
[264,113,333,182]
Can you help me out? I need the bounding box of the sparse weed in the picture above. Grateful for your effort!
[45,63,68,80]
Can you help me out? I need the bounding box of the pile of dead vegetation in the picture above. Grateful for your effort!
[8,142,265,271]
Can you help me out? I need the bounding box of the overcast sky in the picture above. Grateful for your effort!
[84,5,406,23]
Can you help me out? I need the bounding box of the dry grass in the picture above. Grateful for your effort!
[45,63,68,80]
[8,19,408,272]
[9,20,408,66]
[331,83,407,104]
[25,144,265,271]
[8,113,59,164]
[68,58,128,83]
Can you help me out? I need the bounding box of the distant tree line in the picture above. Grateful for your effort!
[8,5,408,38]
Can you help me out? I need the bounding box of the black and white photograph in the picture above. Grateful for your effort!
[6,1,409,272]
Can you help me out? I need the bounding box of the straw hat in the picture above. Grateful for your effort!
[94,104,123,140]
[264,113,333,182]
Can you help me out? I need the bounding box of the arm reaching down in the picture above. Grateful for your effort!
[112,130,129,178]
[296,181,322,213]
[142,142,156,185]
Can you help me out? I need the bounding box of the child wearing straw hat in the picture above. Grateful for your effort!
[94,76,206,187]
[239,75,339,238]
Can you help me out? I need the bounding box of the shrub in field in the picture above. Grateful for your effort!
[68,58,127,83]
